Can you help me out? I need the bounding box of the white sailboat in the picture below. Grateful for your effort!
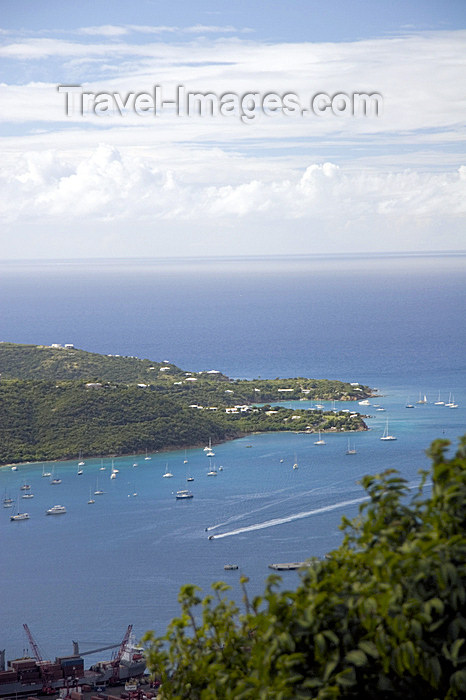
[50,467,61,484]
[10,495,30,520]
[163,464,173,478]
[380,419,397,441]
[416,392,427,404]
[345,439,357,455]
[314,430,326,445]
[145,449,151,461]
[88,487,95,504]
[3,489,14,508]
[434,391,444,406]
[206,458,217,476]
[445,393,458,408]
[42,464,52,477]
[10,511,30,521]
[94,478,104,495]
[204,438,215,456]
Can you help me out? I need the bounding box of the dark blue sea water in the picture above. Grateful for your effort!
[0,254,465,664]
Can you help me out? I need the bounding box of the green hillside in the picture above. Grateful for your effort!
[0,342,190,383]
[0,342,373,405]
[0,380,366,465]
[0,343,369,465]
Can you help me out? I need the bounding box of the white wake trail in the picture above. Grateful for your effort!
[208,495,370,539]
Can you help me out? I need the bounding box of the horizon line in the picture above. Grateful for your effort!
[1,250,465,266]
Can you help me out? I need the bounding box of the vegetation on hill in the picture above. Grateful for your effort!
[0,342,373,406]
[0,343,369,465]
[0,380,366,466]
[143,436,466,699]
[0,342,189,383]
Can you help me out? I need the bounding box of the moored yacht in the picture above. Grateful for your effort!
[380,420,397,441]
[175,490,194,500]
[163,464,173,478]
[314,430,326,445]
[10,512,30,521]
[46,504,67,515]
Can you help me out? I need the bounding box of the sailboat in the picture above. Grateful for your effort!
[206,438,215,457]
[405,397,414,408]
[88,487,95,504]
[345,439,357,455]
[78,451,85,467]
[314,430,326,445]
[434,391,444,406]
[94,478,104,495]
[145,449,151,461]
[110,459,118,479]
[163,464,173,478]
[292,454,298,469]
[206,458,217,476]
[416,392,427,404]
[42,464,52,477]
[10,510,30,521]
[3,489,14,508]
[204,438,215,457]
[380,419,397,441]
[100,459,106,471]
[445,393,458,408]
[50,467,61,484]
[183,450,188,464]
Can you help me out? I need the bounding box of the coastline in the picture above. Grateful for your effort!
[0,422,369,471]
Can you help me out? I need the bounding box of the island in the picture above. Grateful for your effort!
[0,342,373,466]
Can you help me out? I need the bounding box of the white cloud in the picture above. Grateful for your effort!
[0,27,465,257]
[1,144,464,229]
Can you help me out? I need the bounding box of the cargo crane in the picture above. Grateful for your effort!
[109,625,133,685]
[22,624,54,694]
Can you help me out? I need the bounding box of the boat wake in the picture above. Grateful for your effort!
[208,495,370,539]
[205,486,323,532]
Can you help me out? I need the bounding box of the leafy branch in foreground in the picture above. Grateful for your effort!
[143,436,466,699]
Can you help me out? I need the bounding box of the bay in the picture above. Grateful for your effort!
[0,253,465,663]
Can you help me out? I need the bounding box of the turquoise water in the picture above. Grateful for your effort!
[0,254,465,661]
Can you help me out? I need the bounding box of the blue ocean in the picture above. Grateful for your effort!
[0,254,465,664]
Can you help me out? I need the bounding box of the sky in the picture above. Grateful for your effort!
[0,0,465,260]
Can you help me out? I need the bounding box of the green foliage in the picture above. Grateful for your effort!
[0,343,372,407]
[0,343,368,465]
[0,380,367,465]
[143,436,466,698]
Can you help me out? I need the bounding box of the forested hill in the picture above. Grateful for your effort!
[0,343,371,465]
[0,343,373,404]
[0,342,192,383]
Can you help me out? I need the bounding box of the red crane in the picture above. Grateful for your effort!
[110,625,133,684]
[22,624,54,694]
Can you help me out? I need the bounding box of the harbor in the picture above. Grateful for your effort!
[0,627,146,699]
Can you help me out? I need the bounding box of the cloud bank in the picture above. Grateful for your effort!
[0,26,465,258]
